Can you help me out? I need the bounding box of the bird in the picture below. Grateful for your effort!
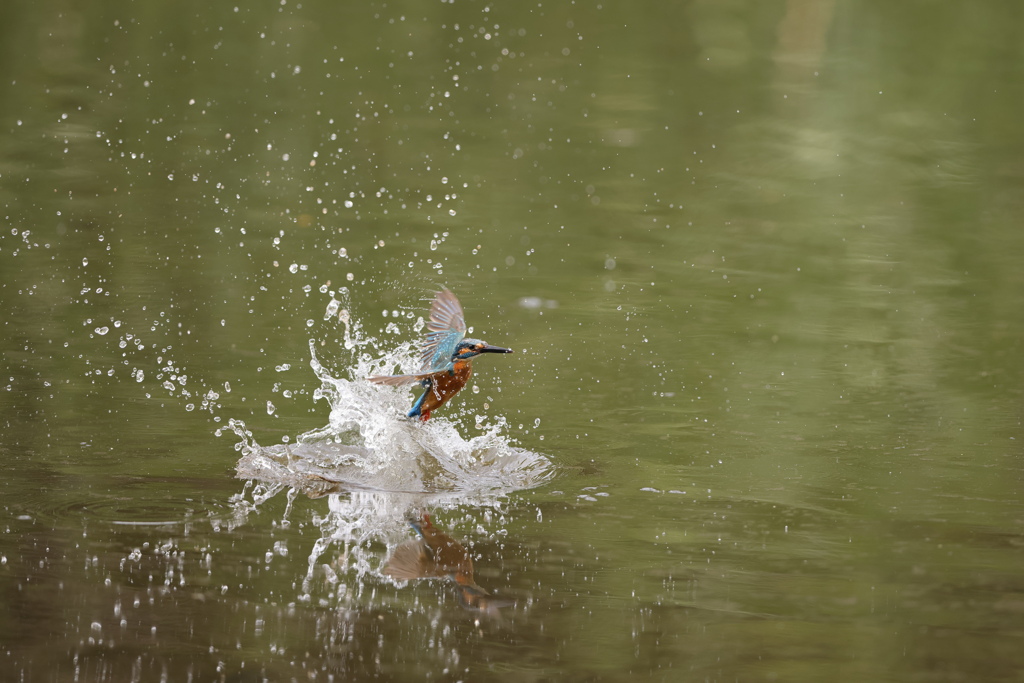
[367,288,512,421]
[384,511,512,617]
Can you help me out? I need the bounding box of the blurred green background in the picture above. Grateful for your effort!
[1,1,1022,681]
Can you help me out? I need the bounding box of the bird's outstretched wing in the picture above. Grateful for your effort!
[383,539,431,581]
[419,288,467,371]
[367,371,434,387]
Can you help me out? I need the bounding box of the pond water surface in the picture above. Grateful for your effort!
[1,2,1023,681]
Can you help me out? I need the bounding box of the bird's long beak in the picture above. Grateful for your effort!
[480,345,513,354]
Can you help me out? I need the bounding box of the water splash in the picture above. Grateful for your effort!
[229,287,553,596]
[234,286,552,496]
[233,344,553,497]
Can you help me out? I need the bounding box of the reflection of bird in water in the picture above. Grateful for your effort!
[368,289,512,421]
[384,511,511,617]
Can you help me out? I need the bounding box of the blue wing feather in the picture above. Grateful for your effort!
[419,289,467,371]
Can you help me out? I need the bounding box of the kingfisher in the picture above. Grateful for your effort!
[384,511,512,617]
[368,288,512,420]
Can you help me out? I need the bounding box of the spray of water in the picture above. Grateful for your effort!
[228,287,553,596]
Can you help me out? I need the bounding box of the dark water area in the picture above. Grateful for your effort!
[2,1,1023,681]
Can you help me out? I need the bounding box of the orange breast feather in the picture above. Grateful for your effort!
[419,362,473,415]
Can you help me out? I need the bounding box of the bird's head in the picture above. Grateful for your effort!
[453,339,513,362]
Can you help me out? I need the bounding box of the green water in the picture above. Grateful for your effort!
[2,1,1023,681]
